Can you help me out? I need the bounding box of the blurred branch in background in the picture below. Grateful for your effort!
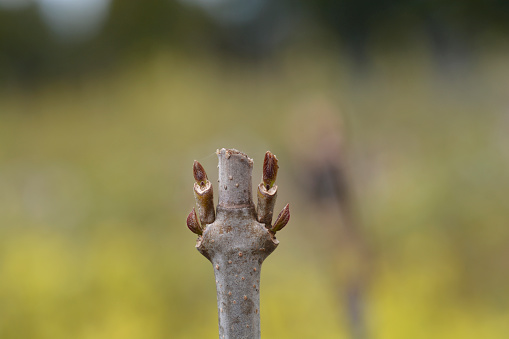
[287,97,373,339]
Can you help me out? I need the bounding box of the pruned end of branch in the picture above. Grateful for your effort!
[258,182,278,196]
[217,148,253,165]
[193,180,212,195]
[216,148,254,209]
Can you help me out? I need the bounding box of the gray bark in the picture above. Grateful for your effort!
[196,149,279,339]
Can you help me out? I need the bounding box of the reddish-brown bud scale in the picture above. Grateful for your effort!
[193,160,208,186]
[262,151,278,189]
[187,208,202,235]
[271,203,290,233]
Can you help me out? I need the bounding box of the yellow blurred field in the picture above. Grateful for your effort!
[1,46,509,338]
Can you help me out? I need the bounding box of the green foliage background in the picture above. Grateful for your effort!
[1,30,509,338]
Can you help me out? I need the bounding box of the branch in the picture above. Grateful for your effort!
[187,148,290,339]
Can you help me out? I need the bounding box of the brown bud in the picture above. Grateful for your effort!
[193,160,208,187]
[186,208,202,235]
[262,151,279,190]
[271,203,290,233]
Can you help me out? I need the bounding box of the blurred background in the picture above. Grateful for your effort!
[1,0,509,338]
